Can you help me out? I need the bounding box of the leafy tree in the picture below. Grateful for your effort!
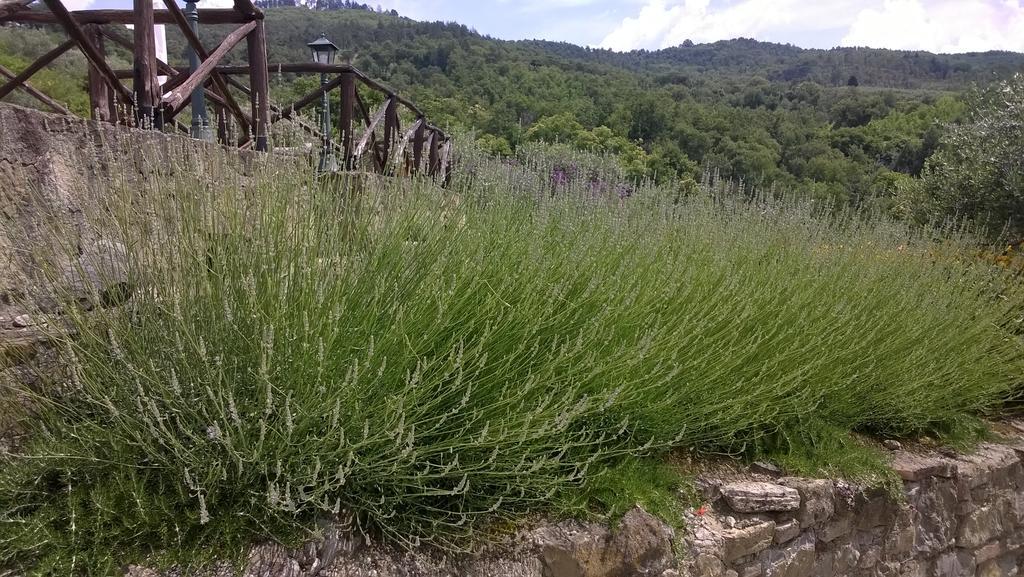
[908,74,1024,238]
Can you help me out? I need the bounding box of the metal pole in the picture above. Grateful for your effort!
[318,71,335,172]
[185,0,209,140]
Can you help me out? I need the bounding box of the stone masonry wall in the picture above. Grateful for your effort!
[679,434,1024,577]
[127,422,1024,577]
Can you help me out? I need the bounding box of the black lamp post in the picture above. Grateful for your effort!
[308,34,339,172]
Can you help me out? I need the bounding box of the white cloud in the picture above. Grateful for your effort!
[600,0,865,51]
[62,0,95,9]
[600,0,1024,53]
[841,0,1024,53]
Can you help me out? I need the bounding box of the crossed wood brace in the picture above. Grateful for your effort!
[0,0,452,179]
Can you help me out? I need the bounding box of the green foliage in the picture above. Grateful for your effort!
[1,142,1022,572]
[0,29,92,117]
[907,74,1024,239]
[8,8,1019,205]
[555,456,691,528]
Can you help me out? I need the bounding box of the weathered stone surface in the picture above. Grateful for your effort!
[973,540,1004,565]
[912,479,959,555]
[883,506,916,558]
[692,554,726,577]
[933,551,975,577]
[720,482,800,513]
[818,517,851,543]
[761,534,814,577]
[722,521,776,562]
[537,506,675,577]
[778,478,833,528]
[958,504,1005,549]
[11,314,32,328]
[951,444,1020,490]
[772,520,800,545]
[890,452,956,481]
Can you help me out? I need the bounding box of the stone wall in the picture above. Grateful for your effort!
[679,434,1024,577]
[128,423,1024,577]
[0,102,265,440]
[0,102,263,320]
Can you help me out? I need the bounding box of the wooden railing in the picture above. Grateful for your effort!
[0,0,452,180]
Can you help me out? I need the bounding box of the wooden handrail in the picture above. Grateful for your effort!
[162,21,256,111]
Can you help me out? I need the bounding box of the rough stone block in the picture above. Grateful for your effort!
[818,517,851,543]
[912,480,958,555]
[736,561,762,577]
[761,533,815,577]
[952,444,1019,490]
[828,542,861,575]
[890,452,956,481]
[957,504,1004,549]
[721,521,775,563]
[857,545,881,569]
[721,482,800,514]
[855,490,897,530]
[933,551,974,577]
[899,559,928,577]
[778,478,833,528]
[882,505,916,559]
[973,540,1004,565]
[537,506,675,577]
[693,553,726,577]
[773,520,800,545]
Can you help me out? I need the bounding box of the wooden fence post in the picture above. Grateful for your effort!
[382,95,397,165]
[246,20,269,151]
[133,0,160,128]
[427,129,440,176]
[412,118,425,173]
[85,25,113,121]
[339,71,355,169]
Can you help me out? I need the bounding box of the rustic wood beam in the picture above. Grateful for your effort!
[134,0,160,127]
[207,63,427,117]
[161,20,256,112]
[354,97,391,160]
[40,0,133,104]
[164,84,228,122]
[272,75,345,121]
[159,0,250,136]
[412,117,425,173]
[439,139,453,185]
[0,39,74,101]
[393,118,423,174]
[352,90,384,170]
[4,8,249,25]
[382,96,398,165]
[0,0,31,19]
[225,75,341,153]
[246,20,269,152]
[84,25,114,121]
[0,64,73,115]
[232,0,262,19]
[427,129,440,176]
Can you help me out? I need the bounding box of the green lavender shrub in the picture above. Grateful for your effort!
[0,143,1021,573]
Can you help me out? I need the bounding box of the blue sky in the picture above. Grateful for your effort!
[78,0,1024,53]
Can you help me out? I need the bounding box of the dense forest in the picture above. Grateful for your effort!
[1,5,1023,221]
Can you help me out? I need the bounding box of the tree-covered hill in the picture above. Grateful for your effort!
[3,5,1023,206]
